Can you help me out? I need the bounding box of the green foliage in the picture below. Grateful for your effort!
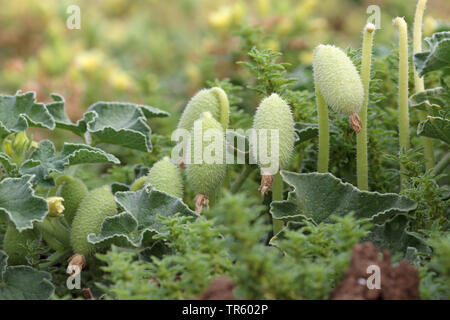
[238,47,296,96]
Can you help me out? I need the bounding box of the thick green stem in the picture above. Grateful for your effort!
[316,87,329,173]
[393,17,410,186]
[357,23,375,191]
[413,0,434,169]
[432,152,450,176]
[272,172,284,235]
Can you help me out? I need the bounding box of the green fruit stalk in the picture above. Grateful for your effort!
[357,23,376,191]
[70,185,117,258]
[252,93,294,195]
[52,175,88,226]
[413,0,434,170]
[3,222,40,265]
[186,112,227,213]
[393,16,410,186]
[130,156,183,198]
[178,87,230,131]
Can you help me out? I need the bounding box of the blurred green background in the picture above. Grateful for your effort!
[0,0,448,140]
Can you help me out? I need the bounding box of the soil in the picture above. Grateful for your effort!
[331,242,421,300]
[196,276,236,300]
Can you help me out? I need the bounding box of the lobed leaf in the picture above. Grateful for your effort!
[0,175,48,231]
[0,92,55,138]
[270,171,417,224]
[414,31,450,77]
[88,187,196,247]
[0,251,54,300]
[417,116,450,144]
[19,140,120,186]
[45,94,87,137]
[84,102,158,152]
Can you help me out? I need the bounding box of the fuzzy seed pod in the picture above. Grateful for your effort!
[51,175,88,226]
[178,87,229,131]
[70,185,117,256]
[130,157,183,198]
[186,112,227,212]
[3,222,40,265]
[252,93,294,194]
[313,44,364,132]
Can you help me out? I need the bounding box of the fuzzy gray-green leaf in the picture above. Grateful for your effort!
[0,176,48,231]
[414,32,450,77]
[45,94,87,137]
[270,171,417,224]
[417,116,450,144]
[84,101,167,152]
[19,140,120,186]
[0,251,54,300]
[0,92,55,138]
[88,187,196,247]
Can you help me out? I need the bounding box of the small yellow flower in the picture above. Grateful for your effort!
[208,6,233,29]
[109,69,133,90]
[74,50,104,72]
[3,140,13,157]
[47,197,65,217]
[265,39,280,52]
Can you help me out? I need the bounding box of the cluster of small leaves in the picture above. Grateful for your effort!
[208,192,371,299]
[392,148,449,232]
[237,47,296,96]
[419,232,450,300]
[97,214,231,299]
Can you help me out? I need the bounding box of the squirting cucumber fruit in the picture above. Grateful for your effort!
[70,185,117,256]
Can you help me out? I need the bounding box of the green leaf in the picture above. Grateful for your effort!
[417,116,450,144]
[414,31,450,77]
[0,175,48,231]
[365,215,425,255]
[270,171,417,224]
[88,187,196,247]
[84,102,160,152]
[0,251,54,300]
[19,140,120,186]
[294,122,339,144]
[0,92,55,138]
[0,152,18,177]
[45,94,86,137]
[409,86,450,115]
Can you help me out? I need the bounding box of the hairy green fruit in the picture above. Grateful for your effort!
[130,157,183,198]
[252,93,295,174]
[186,112,227,199]
[52,175,88,226]
[130,176,147,192]
[313,44,364,116]
[178,87,229,130]
[70,185,117,256]
[3,222,40,265]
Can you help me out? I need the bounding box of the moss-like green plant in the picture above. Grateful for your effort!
[130,156,183,198]
[252,93,294,234]
[177,87,229,131]
[70,185,117,258]
[393,17,410,186]
[313,44,364,172]
[186,112,227,213]
[357,23,376,191]
[413,0,434,170]
[51,175,88,226]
